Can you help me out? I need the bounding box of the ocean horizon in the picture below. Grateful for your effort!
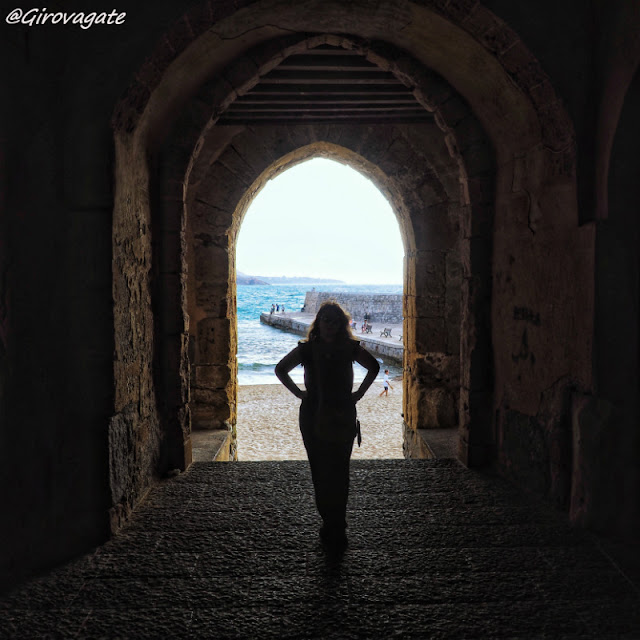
[238,283,403,386]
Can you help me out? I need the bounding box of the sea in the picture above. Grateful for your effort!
[237,283,404,386]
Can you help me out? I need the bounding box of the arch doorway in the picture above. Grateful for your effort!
[180,86,490,468]
[233,156,405,461]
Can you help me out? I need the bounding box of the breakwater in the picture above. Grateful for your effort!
[260,312,404,364]
[303,291,402,324]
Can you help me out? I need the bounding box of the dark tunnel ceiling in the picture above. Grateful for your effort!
[217,45,434,125]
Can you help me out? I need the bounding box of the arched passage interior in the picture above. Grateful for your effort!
[182,118,488,463]
[110,1,592,532]
[160,36,496,474]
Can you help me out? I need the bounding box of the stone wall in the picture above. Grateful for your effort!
[303,291,403,324]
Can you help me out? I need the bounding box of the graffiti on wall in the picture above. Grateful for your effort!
[511,306,540,365]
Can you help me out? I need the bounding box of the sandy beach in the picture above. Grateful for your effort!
[236,381,404,460]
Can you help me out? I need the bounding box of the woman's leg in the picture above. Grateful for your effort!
[300,401,355,544]
[301,428,354,537]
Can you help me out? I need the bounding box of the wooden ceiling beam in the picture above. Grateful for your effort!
[260,70,401,84]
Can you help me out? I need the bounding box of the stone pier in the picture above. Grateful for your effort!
[260,312,404,364]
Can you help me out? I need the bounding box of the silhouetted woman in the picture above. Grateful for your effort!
[275,302,380,548]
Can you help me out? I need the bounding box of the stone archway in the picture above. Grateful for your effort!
[154,34,496,476]
[187,140,418,460]
[110,0,590,527]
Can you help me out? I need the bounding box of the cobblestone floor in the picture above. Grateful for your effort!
[1,459,639,639]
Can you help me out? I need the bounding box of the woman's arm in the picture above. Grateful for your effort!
[352,347,381,403]
[275,345,307,399]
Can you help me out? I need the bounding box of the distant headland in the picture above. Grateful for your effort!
[237,272,344,286]
[237,272,270,285]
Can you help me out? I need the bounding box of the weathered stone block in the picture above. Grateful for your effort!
[446,252,464,285]
[569,393,620,529]
[194,364,232,389]
[191,403,230,430]
[438,94,469,128]
[415,353,460,388]
[444,0,479,22]
[529,79,557,112]
[228,133,277,177]
[364,41,397,71]
[196,317,232,363]
[194,245,229,282]
[196,283,231,314]
[190,200,232,235]
[217,146,256,188]
[322,123,368,156]
[478,22,519,57]
[445,266,462,355]
[358,128,400,167]
[413,64,455,108]
[413,68,454,110]
[197,164,247,213]
[416,175,448,208]
[412,203,457,251]
[537,101,574,152]
[108,410,137,506]
[406,316,447,352]
[414,250,446,297]
[423,386,457,428]
[378,135,417,178]
[402,423,435,459]
[499,41,547,92]
[242,126,294,165]
[192,388,229,405]
[405,294,444,319]
[404,369,457,429]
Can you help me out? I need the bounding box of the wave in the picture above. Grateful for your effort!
[238,361,300,372]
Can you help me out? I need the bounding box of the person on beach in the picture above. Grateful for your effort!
[379,369,393,396]
[275,302,380,549]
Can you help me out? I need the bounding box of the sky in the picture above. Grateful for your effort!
[236,158,404,285]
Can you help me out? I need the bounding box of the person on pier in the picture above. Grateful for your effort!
[275,302,380,549]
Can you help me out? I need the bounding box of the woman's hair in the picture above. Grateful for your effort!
[305,301,354,342]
